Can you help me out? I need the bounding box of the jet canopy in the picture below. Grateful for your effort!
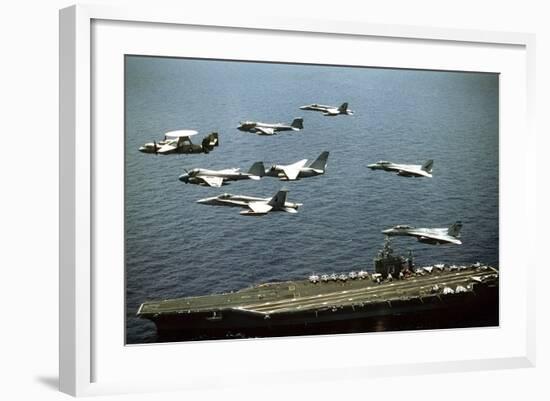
[164,130,199,140]
[377,160,391,165]
[394,225,413,229]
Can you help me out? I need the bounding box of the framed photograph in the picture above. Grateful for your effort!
[60,4,536,396]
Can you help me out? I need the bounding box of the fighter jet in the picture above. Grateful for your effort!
[382,222,463,245]
[196,189,302,216]
[178,162,265,187]
[237,118,303,136]
[139,130,219,155]
[264,151,329,181]
[367,160,434,178]
[299,102,354,116]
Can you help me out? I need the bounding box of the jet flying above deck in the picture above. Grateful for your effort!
[139,130,219,155]
[237,118,303,136]
[178,162,265,187]
[264,151,329,181]
[368,159,434,177]
[196,189,302,216]
[382,222,463,245]
[299,102,354,116]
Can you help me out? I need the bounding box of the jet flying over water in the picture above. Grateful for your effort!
[178,162,265,187]
[196,189,302,216]
[264,151,329,181]
[368,159,434,178]
[237,118,303,136]
[299,102,354,116]
[382,221,463,245]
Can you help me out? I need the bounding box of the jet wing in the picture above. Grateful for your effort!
[255,127,275,135]
[418,234,462,245]
[280,159,308,180]
[323,109,339,116]
[198,176,224,187]
[396,167,430,177]
[241,202,272,215]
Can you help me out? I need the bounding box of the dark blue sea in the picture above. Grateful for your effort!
[125,56,499,344]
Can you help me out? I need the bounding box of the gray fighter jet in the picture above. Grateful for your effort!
[196,189,302,216]
[382,222,463,245]
[264,151,329,181]
[237,118,303,136]
[299,102,354,116]
[178,162,265,187]
[368,160,434,178]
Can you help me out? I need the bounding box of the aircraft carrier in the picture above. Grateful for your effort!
[137,241,499,341]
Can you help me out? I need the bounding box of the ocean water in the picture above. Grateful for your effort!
[125,56,499,344]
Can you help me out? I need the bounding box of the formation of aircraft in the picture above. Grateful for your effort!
[264,151,329,181]
[237,118,304,136]
[196,189,302,216]
[178,162,265,187]
[139,130,219,155]
[139,104,463,246]
[299,102,354,116]
[367,159,434,178]
[381,221,463,245]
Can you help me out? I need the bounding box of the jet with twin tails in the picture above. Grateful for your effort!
[368,159,434,178]
[237,118,304,136]
[196,189,302,216]
[382,221,463,245]
[299,102,354,116]
[178,162,265,187]
[264,151,330,181]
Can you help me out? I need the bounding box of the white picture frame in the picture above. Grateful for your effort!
[59,4,536,397]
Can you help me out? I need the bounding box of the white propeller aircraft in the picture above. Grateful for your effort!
[264,151,329,181]
[299,102,354,116]
[196,189,302,216]
[178,162,265,187]
[368,159,434,178]
[138,130,219,155]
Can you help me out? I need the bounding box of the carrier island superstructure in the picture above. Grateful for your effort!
[137,240,499,341]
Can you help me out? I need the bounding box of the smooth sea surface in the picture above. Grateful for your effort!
[125,56,499,344]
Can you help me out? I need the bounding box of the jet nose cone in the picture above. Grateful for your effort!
[367,163,376,169]
[382,228,392,234]
[196,196,215,204]
[178,174,189,183]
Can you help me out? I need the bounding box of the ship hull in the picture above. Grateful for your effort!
[147,283,498,342]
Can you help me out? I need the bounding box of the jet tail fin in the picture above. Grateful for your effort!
[268,189,288,208]
[248,161,265,178]
[421,159,434,173]
[290,118,304,130]
[338,103,349,113]
[448,221,463,237]
[308,151,329,171]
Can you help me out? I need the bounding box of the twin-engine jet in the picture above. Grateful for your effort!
[264,151,329,181]
[368,159,434,178]
[382,221,463,245]
[178,162,265,187]
[196,189,302,216]
[237,118,304,136]
[139,130,219,155]
[299,102,354,116]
